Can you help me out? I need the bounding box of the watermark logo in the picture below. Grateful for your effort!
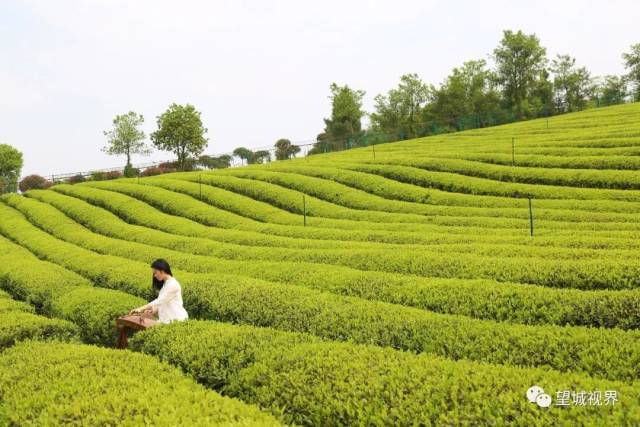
[527,386,619,408]
[527,385,552,408]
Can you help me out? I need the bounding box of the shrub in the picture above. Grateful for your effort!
[0,234,144,345]
[18,174,50,192]
[104,170,122,180]
[22,189,640,330]
[131,320,640,426]
[123,163,139,178]
[0,289,78,349]
[67,174,86,184]
[89,171,106,181]
[0,341,281,426]
[0,311,79,349]
[141,166,164,176]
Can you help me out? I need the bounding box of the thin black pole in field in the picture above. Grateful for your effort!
[199,174,202,200]
[372,143,376,160]
[303,195,307,226]
[528,197,534,236]
[511,137,515,166]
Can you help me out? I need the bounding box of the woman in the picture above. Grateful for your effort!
[130,259,188,324]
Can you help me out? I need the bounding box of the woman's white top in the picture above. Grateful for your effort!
[148,277,188,324]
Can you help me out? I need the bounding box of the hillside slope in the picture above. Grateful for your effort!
[1,103,640,425]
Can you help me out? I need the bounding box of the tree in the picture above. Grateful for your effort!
[594,75,628,106]
[0,144,23,193]
[427,60,502,129]
[102,111,149,167]
[274,138,301,160]
[318,83,366,152]
[251,150,271,164]
[198,154,232,169]
[492,30,548,118]
[19,174,50,192]
[370,74,430,139]
[529,68,555,116]
[233,147,253,165]
[151,103,209,171]
[550,54,594,113]
[623,43,640,101]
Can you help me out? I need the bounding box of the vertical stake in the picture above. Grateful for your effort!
[303,195,306,227]
[528,197,534,237]
[372,143,376,160]
[511,137,515,166]
[199,174,202,200]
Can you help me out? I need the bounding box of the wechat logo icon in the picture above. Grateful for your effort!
[527,385,552,408]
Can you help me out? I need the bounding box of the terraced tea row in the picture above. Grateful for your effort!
[6,193,640,330]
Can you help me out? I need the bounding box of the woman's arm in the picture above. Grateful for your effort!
[131,282,178,313]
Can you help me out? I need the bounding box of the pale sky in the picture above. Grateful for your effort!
[1,0,639,177]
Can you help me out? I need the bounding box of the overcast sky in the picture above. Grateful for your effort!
[1,0,639,177]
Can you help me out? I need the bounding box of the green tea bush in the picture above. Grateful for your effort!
[0,290,78,349]
[0,235,144,345]
[0,341,280,426]
[130,320,640,426]
[9,193,640,330]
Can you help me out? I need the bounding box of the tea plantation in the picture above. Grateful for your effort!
[1,103,639,425]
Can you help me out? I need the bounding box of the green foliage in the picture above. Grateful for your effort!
[274,139,300,160]
[198,154,232,169]
[131,320,640,426]
[2,199,640,381]
[370,73,431,139]
[102,111,149,167]
[428,61,503,130]
[17,189,640,330]
[492,30,548,118]
[0,233,143,345]
[0,144,23,193]
[595,75,628,106]
[232,147,253,165]
[123,163,139,178]
[67,174,86,184]
[89,171,106,181]
[550,54,594,112]
[311,83,365,154]
[251,150,271,164]
[0,289,78,349]
[151,103,208,170]
[623,42,640,101]
[2,104,640,424]
[0,341,280,426]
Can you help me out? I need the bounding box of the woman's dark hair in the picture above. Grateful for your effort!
[151,259,172,291]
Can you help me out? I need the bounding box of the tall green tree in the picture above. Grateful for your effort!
[550,54,594,113]
[623,43,640,101]
[102,111,149,167]
[233,147,253,165]
[313,83,365,153]
[492,30,548,118]
[274,138,301,160]
[594,75,628,106]
[198,154,232,169]
[0,144,23,193]
[427,60,502,129]
[370,73,430,139]
[251,150,271,164]
[151,103,209,170]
